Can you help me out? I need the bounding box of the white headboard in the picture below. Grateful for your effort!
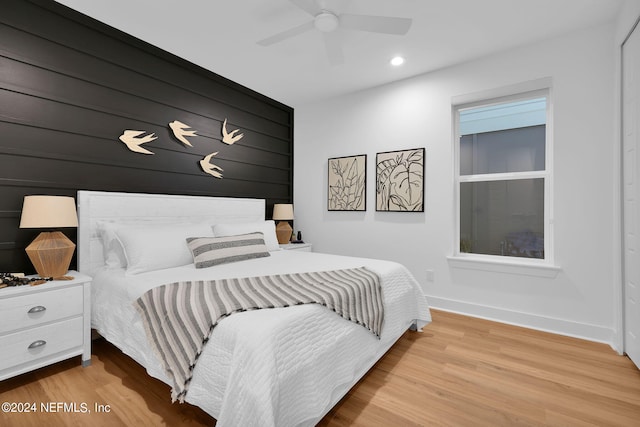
[77,191,265,276]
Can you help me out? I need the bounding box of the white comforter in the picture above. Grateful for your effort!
[91,250,431,426]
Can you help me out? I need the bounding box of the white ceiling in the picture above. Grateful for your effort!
[54,0,623,107]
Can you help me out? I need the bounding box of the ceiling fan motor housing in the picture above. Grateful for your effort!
[315,11,339,32]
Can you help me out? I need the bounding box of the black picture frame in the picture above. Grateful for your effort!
[376,148,425,212]
[328,154,367,211]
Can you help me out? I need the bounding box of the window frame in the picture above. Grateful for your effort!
[453,86,555,267]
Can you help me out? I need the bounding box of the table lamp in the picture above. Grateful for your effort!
[272,203,294,244]
[19,195,78,279]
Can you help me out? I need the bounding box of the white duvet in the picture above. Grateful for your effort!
[91,250,431,426]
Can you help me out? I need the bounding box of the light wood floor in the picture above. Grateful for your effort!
[1,310,639,426]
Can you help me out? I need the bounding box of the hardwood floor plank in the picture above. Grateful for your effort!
[321,392,426,427]
[1,309,639,426]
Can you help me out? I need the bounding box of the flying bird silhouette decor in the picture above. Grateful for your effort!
[199,152,224,178]
[221,118,244,145]
[118,118,244,179]
[119,130,158,155]
[168,120,197,146]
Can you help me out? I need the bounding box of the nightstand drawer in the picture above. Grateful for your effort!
[0,286,83,334]
[0,316,84,372]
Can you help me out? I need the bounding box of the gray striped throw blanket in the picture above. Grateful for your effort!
[134,267,384,402]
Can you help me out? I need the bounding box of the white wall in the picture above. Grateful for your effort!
[616,1,640,42]
[294,22,620,346]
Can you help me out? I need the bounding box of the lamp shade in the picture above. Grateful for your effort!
[272,204,294,220]
[20,195,78,228]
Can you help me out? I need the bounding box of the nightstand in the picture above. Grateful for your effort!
[279,242,313,252]
[0,270,91,380]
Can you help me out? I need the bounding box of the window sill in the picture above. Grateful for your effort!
[446,255,561,278]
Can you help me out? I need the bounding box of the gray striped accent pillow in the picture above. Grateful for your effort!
[186,232,270,268]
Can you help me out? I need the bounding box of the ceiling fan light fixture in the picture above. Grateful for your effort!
[390,56,405,66]
[314,11,339,33]
[257,3,413,66]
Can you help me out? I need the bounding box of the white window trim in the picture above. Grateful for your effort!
[452,79,558,274]
[446,255,561,278]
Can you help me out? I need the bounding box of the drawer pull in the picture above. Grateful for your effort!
[28,340,47,349]
[28,305,46,314]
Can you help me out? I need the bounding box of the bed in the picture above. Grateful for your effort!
[77,190,431,426]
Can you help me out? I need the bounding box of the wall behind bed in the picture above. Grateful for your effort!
[0,0,293,274]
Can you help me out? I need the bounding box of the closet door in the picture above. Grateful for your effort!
[622,17,640,370]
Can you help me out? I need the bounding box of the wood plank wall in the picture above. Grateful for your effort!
[0,0,294,274]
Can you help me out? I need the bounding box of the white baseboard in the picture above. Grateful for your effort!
[426,295,620,352]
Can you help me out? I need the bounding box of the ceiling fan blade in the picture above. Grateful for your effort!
[257,21,315,46]
[289,0,322,17]
[339,14,412,35]
[323,32,344,65]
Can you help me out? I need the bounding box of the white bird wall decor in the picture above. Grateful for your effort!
[119,130,157,155]
[118,117,245,179]
[221,118,244,145]
[200,152,224,178]
[169,120,197,147]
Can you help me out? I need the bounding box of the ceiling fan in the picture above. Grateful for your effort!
[257,0,412,65]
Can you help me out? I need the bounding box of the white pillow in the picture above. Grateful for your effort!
[97,219,196,269]
[96,221,127,269]
[212,220,280,251]
[115,222,213,275]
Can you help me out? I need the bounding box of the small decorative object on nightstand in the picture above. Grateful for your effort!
[273,203,294,244]
[19,195,78,279]
[0,271,91,380]
[279,242,312,252]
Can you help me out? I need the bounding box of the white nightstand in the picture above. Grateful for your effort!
[279,243,313,252]
[0,270,91,380]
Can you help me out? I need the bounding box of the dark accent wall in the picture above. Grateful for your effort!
[0,0,294,273]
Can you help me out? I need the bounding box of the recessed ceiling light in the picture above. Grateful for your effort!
[390,56,405,66]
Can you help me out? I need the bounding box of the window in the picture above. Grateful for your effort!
[455,90,552,263]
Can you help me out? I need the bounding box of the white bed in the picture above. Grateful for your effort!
[77,190,431,426]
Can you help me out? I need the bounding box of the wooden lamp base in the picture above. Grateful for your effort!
[25,231,75,279]
[275,221,292,244]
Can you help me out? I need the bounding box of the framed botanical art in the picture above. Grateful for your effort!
[376,148,424,212]
[328,155,366,211]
